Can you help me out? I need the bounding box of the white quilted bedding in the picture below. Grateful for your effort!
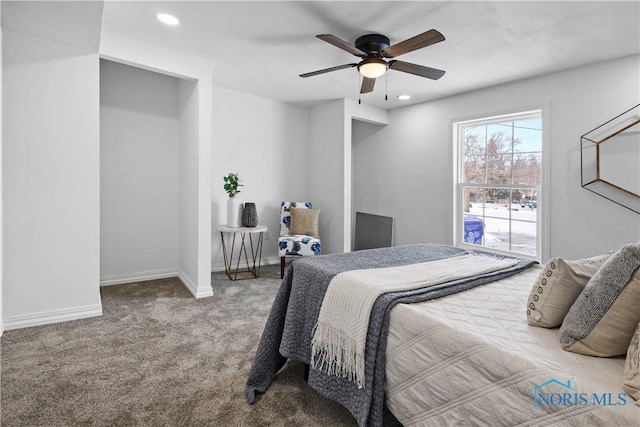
[385,265,640,426]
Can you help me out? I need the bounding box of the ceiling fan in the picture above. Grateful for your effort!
[300,29,446,94]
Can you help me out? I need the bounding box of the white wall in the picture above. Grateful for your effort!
[2,29,102,329]
[100,60,180,284]
[210,86,311,269]
[352,55,640,261]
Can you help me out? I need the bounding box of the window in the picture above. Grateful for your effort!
[454,110,543,260]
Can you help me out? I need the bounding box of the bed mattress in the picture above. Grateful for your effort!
[386,265,640,426]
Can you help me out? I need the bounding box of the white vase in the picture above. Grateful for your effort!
[227,197,243,227]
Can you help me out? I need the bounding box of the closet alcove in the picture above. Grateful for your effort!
[99,59,197,288]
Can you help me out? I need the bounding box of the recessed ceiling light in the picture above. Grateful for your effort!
[154,12,180,26]
[397,95,411,100]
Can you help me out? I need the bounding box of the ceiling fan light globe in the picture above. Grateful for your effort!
[358,59,388,79]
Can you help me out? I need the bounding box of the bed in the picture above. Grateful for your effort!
[246,243,640,426]
[386,265,638,426]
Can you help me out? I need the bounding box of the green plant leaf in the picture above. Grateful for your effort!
[223,172,242,197]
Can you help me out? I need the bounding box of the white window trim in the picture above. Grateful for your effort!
[451,104,550,263]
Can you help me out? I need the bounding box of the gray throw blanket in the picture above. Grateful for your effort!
[246,243,535,426]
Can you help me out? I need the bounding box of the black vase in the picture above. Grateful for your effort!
[242,202,258,227]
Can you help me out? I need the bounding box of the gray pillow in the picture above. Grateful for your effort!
[560,242,640,357]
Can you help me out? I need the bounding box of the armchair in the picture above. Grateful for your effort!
[278,202,321,278]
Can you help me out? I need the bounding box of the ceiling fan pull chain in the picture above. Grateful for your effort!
[385,74,388,101]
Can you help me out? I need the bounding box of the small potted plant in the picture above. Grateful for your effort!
[224,173,243,227]
[223,172,242,198]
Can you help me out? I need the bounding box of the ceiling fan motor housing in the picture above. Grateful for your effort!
[355,34,390,56]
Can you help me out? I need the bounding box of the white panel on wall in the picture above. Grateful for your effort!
[100,60,180,284]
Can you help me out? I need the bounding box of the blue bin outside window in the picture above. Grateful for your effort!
[463,215,484,245]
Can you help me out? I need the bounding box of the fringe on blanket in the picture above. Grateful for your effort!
[311,323,366,388]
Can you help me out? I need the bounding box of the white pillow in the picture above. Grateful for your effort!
[526,254,610,328]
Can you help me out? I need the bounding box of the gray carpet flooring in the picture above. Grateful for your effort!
[1,264,356,426]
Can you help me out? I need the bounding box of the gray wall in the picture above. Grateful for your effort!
[352,55,640,261]
[210,86,311,267]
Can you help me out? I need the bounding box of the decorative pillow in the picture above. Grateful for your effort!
[560,242,640,357]
[280,202,312,235]
[289,207,320,238]
[527,254,610,328]
[624,321,640,405]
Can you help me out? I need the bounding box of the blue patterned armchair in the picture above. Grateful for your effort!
[278,201,321,278]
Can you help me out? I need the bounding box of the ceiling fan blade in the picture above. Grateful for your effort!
[382,29,445,58]
[360,77,376,94]
[316,34,367,57]
[389,60,446,80]
[300,63,357,78]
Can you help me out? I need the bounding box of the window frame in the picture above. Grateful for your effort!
[452,106,549,262]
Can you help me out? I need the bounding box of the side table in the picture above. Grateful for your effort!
[217,224,267,280]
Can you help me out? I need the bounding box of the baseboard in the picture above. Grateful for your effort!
[178,269,213,299]
[210,265,226,273]
[262,256,281,267]
[210,256,281,273]
[100,268,214,299]
[3,303,103,331]
[100,269,178,286]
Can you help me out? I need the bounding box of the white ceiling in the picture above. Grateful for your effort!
[4,1,640,110]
